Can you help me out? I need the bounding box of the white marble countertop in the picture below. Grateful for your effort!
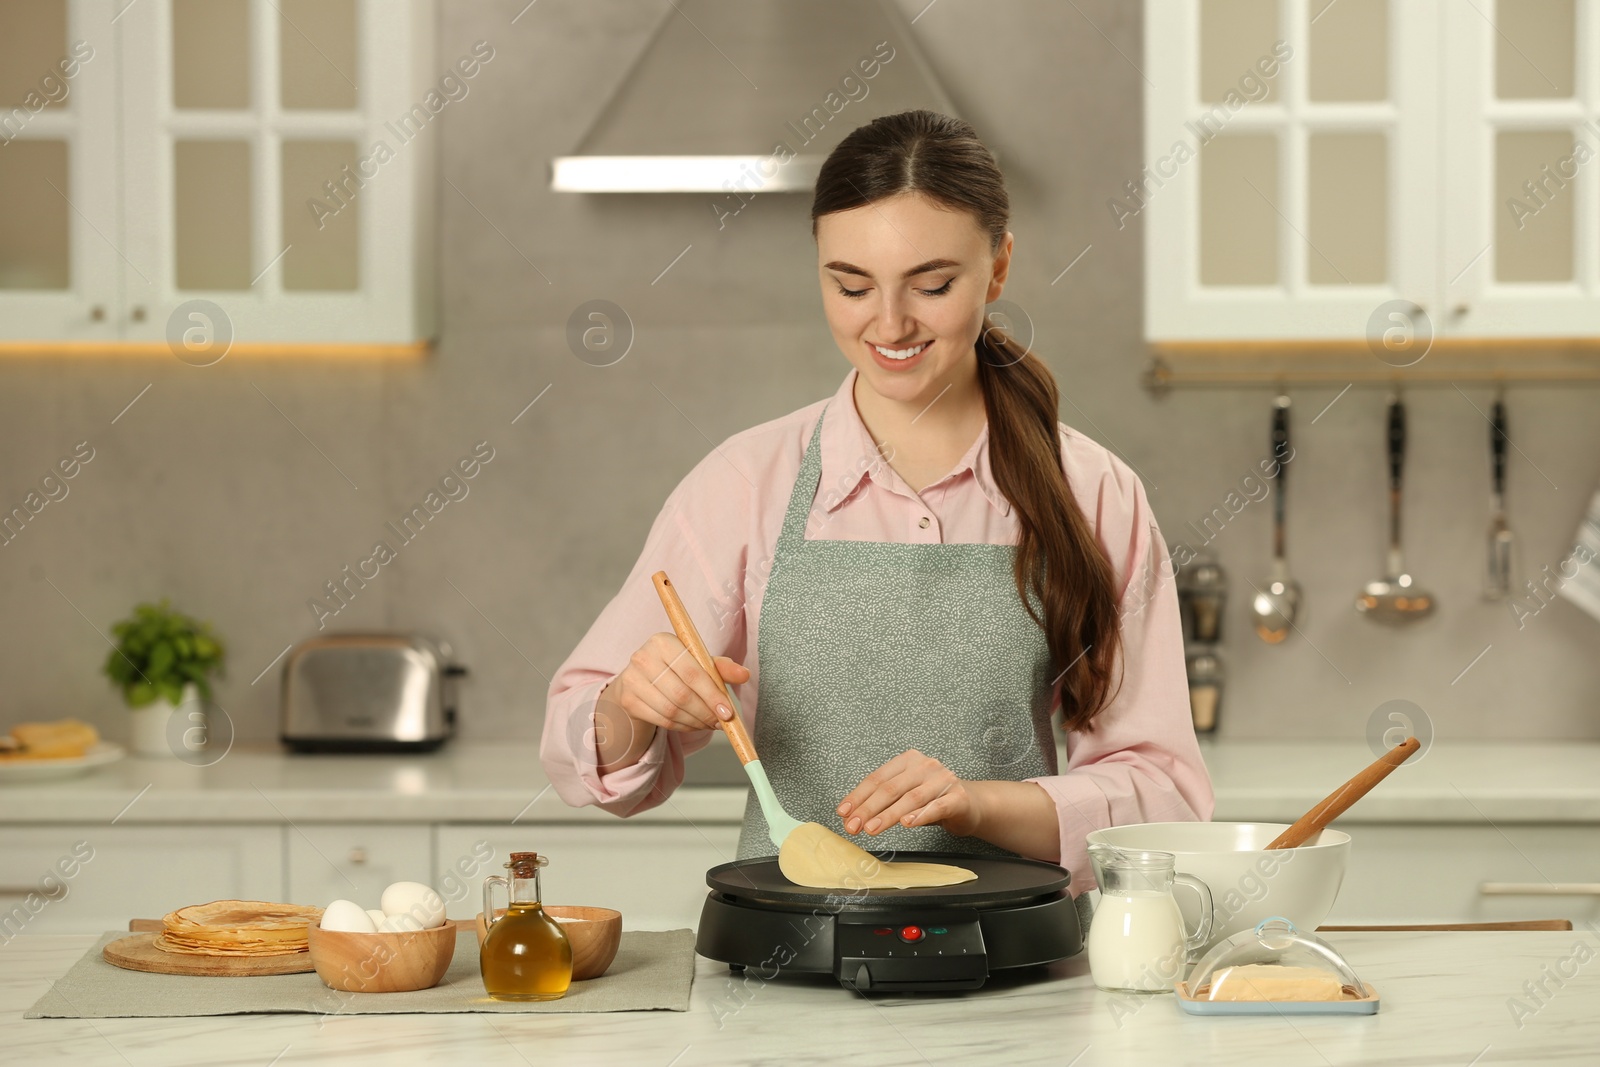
[2,739,1598,825]
[1198,739,1600,822]
[0,743,745,825]
[5,928,1598,1065]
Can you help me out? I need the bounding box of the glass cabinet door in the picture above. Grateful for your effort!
[1145,0,1439,341]
[0,0,120,342]
[117,0,433,345]
[1444,0,1600,337]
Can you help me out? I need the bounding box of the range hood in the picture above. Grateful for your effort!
[551,0,961,193]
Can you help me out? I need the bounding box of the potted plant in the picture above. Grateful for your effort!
[103,600,225,757]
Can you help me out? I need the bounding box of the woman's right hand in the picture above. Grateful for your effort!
[603,632,750,736]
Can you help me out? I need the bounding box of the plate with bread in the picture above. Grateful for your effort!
[0,719,123,782]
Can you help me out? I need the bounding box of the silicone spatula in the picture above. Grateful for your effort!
[651,571,804,850]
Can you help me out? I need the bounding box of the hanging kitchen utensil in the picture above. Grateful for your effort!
[1266,737,1420,849]
[1356,395,1435,623]
[1253,394,1302,643]
[1485,394,1515,601]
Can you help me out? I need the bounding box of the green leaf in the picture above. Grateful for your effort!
[104,601,225,705]
[105,651,136,684]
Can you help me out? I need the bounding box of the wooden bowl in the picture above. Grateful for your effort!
[476,905,622,980]
[306,921,457,993]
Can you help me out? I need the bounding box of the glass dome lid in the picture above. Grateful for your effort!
[1186,917,1367,1002]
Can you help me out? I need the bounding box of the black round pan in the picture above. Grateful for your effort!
[705,851,1071,909]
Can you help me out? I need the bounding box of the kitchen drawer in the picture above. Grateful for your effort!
[436,823,741,930]
[1324,823,1600,925]
[286,824,433,909]
[0,825,284,935]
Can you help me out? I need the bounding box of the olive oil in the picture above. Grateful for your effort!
[481,901,572,1000]
[480,852,571,1001]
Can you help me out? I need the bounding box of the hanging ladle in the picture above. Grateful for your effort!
[1356,394,1435,623]
[1252,393,1301,643]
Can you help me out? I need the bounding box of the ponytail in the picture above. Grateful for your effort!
[976,333,1122,731]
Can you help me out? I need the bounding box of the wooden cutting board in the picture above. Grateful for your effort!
[104,918,478,977]
[104,924,315,977]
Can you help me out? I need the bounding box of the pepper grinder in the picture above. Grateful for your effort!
[1177,554,1228,734]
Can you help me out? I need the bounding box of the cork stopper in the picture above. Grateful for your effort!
[507,851,543,878]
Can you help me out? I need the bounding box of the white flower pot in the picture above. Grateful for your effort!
[129,682,204,758]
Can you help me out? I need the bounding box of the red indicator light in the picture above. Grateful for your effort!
[899,925,924,942]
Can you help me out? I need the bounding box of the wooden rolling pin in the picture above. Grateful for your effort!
[651,571,758,765]
[1266,737,1421,849]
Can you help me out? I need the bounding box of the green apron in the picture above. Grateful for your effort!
[736,402,1060,864]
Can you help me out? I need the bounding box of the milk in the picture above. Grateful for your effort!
[1087,890,1190,993]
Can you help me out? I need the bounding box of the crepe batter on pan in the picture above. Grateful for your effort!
[777,822,978,889]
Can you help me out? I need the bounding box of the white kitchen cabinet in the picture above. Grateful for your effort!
[0,825,283,935]
[435,823,743,931]
[1440,0,1600,338]
[0,1,121,341]
[1323,823,1600,926]
[0,0,436,346]
[1145,0,1600,341]
[285,823,433,911]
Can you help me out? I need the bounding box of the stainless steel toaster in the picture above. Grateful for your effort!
[279,633,465,752]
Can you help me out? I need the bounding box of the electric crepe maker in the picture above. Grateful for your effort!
[695,851,1083,993]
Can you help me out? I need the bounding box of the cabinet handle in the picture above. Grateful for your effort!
[89,305,106,322]
[348,847,368,865]
[131,306,147,323]
[1480,882,1600,896]
[0,885,41,896]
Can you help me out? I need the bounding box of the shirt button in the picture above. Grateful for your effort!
[918,516,930,529]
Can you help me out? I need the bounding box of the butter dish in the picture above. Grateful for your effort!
[1175,918,1380,1016]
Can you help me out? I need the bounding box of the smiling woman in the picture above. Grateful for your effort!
[541,110,1213,902]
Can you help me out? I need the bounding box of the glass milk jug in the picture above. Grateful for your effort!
[1086,844,1214,994]
[480,851,572,1001]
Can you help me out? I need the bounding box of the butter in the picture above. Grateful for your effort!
[1205,964,1345,1002]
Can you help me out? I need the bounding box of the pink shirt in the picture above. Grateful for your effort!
[540,369,1214,889]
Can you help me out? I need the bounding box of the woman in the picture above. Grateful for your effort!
[541,110,1213,914]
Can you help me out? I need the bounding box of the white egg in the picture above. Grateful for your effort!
[378,913,425,933]
[380,881,446,928]
[365,909,387,927]
[321,898,378,933]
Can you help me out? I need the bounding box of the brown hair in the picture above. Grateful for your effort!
[811,109,1122,731]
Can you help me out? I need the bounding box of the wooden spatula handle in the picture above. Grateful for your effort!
[651,571,759,765]
[1266,737,1420,850]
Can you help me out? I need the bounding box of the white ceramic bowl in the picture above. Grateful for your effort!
[1084,822,1350,950]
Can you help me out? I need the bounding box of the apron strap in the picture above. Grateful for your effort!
[775,402,829,552]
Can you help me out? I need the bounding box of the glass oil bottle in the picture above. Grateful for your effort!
[480,851,571,1001]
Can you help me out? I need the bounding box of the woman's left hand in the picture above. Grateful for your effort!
[837,749,982,838]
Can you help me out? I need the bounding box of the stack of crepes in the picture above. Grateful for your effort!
[156,900,325,957]
[0,719,99,760]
